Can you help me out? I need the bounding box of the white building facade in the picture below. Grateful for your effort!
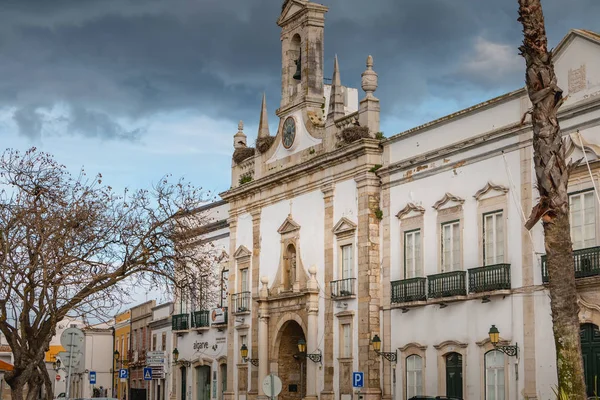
[149,303,174,400]
[211,2,600,400]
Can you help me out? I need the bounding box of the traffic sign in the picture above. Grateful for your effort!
[143,367,152,381]
[60,328,84,354]
[262,374,282,398]
[352,372,364,388]
[89,371,96,384]
[55,374,61,381]
[119,369,129,379]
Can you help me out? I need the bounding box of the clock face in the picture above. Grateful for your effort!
[282,117,296,149]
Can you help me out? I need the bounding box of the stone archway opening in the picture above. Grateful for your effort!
[277,320,306,400]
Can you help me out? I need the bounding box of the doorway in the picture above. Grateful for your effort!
[181,367,187,400]
[445,352,463,398]
[196,366,211,400]
[219,364,227,400]
[277,320,306,400]
[581,323,600,396]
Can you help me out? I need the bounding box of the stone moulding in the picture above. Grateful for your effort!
[565,130,600,159]
[433,340,468,350]
[473,181,509,200]
[234,245,252,260]
[332,217,357,236]
[396,202,425,219]
[277,215,301,234]
[399,342,427,352]
[432,193,465,210]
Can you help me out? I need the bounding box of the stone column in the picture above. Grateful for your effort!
[321,181,335,400]
[257,277,270,400]
[250,209,262,399]
[355,171,382,400]
[305,267,320,400]
[223,216,238,400]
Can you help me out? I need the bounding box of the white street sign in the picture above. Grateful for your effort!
[262,374,282,399]
[60,328,84,354]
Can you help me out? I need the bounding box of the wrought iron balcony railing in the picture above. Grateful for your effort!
[330,278,357,298]
[428,270,467,299]
[232,291,251,313]
[391,277,427,303]
[468,263,511,293]
[192,310,210,328]
[541,246,600,283]
[172,313,189,331]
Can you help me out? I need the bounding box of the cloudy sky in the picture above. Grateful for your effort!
[1,0,599,198]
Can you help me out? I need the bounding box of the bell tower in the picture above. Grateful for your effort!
[277,0,328,117]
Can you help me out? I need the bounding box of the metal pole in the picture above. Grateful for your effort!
[65,333,74,400]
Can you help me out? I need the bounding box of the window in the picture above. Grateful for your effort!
[152,334,157,351]
[441,221,461,271]
[132,330,137,351]
[126,333,130,352]
[341,245,353,279]
[406,355,423,398]
[404,229,422,278]
[162,332,167,351]
[240,335,247,346]
[485,350,505,400]
[483,211,504,265]
[240,268,249,292]
[570,190,596,250]
[341,323,351,358]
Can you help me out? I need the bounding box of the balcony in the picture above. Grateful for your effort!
[468,264,511,293]
[428,271,467,299]
[172,313,189,331]
[391,277,427,303]
[232,292,251,314]
[542,246,600,283]
[192,310,210,329]
[330,278,356,298]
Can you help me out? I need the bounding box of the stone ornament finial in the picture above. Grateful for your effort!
[361,55,378,99]
[234,120,247,149]
[307,266,318,291]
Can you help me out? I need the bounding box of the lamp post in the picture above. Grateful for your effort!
[113,350,119,399]
[294,339,322,364]
[371,334,397,363]
[173,348,190,367]
[240,344,259,367]
[488,325,518,357]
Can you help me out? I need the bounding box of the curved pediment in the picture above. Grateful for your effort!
[565,130,600,161]
[433,340,468,350]
[399,342,427,352]
[473,182,509,201]
[396,203,425,219]
[278,215,301,234]
[432,193,465,210]
[234,245,252,260]
[332,217,357,236]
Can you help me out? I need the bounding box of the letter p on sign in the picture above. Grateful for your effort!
[352,372,364,388]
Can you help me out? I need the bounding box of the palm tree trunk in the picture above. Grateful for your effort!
[517,0,587,398]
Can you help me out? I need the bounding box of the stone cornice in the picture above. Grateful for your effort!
[432,193,465,210]
[396,203,425,219]
[433,340,468,350]
[220,139,381,203]
[474,182,509,200]
[398,342,427,352]
[378,96,600,182]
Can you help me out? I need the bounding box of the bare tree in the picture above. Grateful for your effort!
[0,147,219,400]
[517,1,587,398]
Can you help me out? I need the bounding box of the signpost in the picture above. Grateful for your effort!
[60,327,84,400]
[89,371,96,385]
[262,374,282,400]
[352,372,364,388]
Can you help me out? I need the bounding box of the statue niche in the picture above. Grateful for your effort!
[274,215,307,294]
[283,244,297,291]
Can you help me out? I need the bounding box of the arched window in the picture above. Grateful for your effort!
[406,354,423,398]
[485,350,505,400]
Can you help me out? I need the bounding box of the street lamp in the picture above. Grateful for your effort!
[371,334,397,363]
[172,348,179,363]
[53,359,62,371]
[488,325,518,357]
[295,339,322,364]
[240,344,259,366]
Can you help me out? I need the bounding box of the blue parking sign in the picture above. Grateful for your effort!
[352,372,364,388]
[119,369,128,379]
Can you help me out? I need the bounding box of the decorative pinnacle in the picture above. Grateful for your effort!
[327,54,345,121]
[257,93,270,139]
[234,120,247,149]
[361,55,378,99]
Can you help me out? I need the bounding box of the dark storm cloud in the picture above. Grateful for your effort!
[1,0,599,140]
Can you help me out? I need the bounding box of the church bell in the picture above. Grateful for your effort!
[293,54,301,80]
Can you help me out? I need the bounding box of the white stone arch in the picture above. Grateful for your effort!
[270,312,308,361]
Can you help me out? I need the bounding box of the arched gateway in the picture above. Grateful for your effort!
[274,320,307,400]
